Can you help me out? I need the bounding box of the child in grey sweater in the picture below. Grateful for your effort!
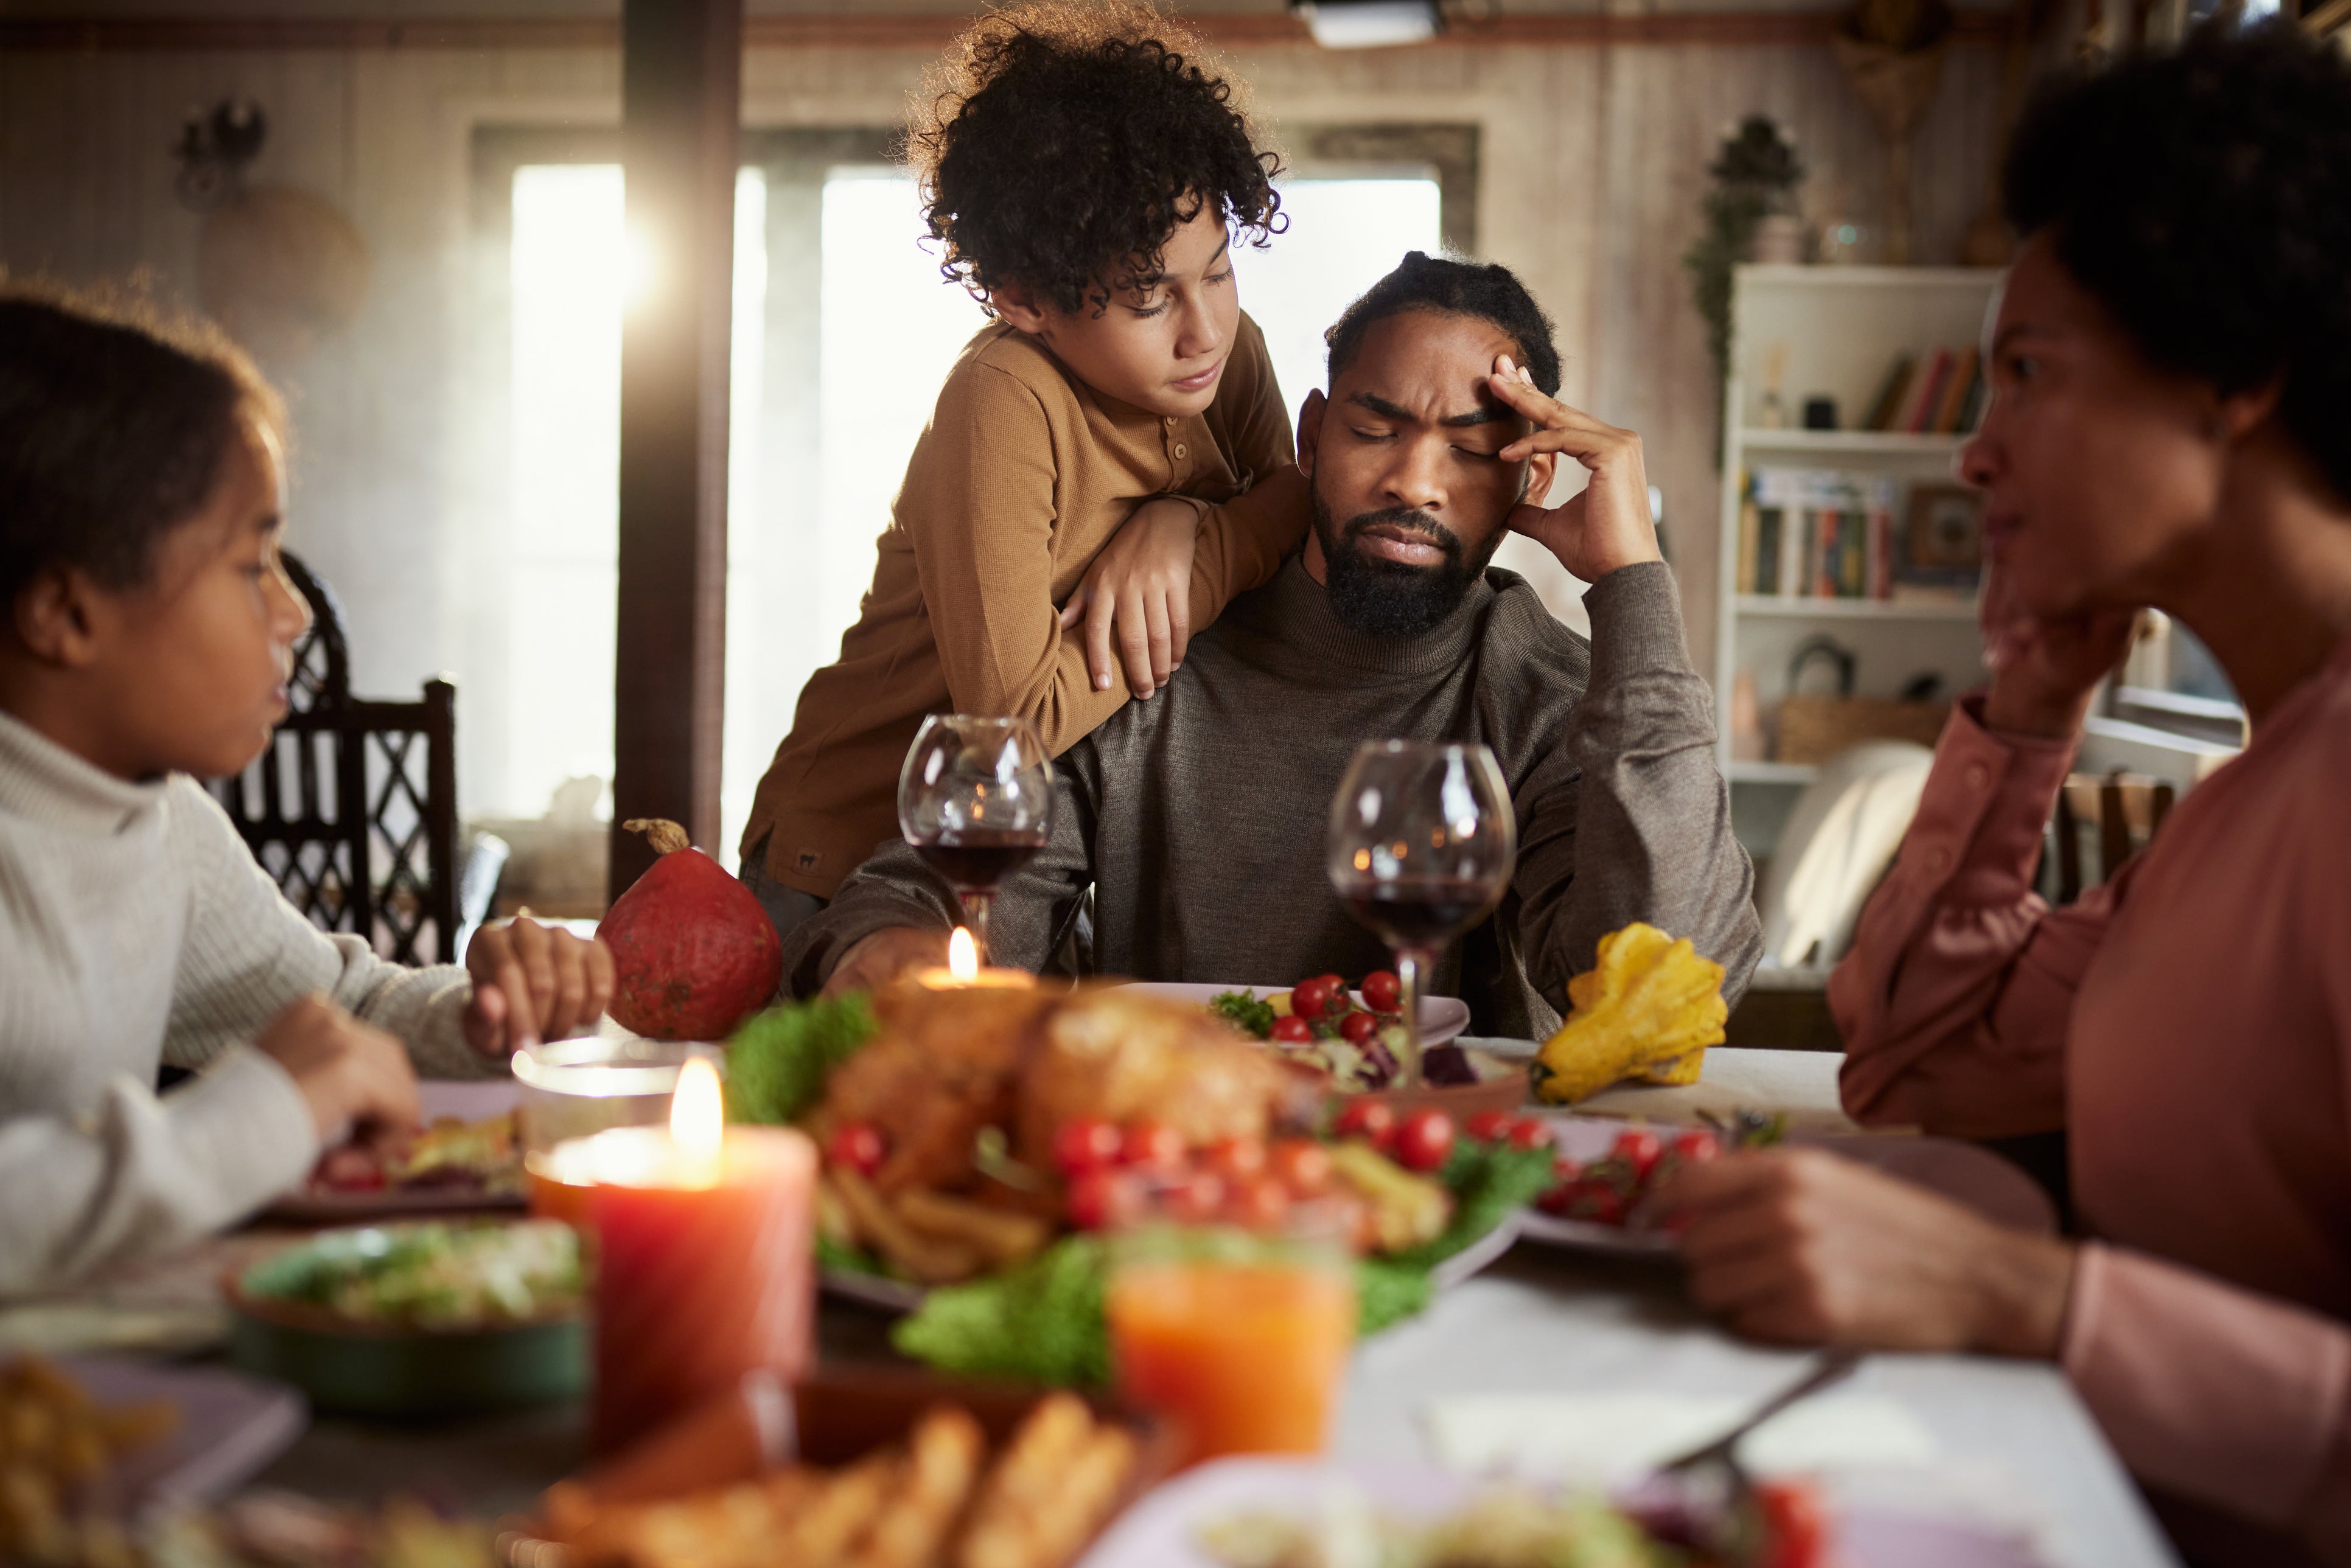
[0,288,611,1294]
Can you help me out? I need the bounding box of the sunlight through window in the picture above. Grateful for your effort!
[505,165,767,834]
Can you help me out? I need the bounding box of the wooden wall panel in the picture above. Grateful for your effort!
[1,26,2003,824]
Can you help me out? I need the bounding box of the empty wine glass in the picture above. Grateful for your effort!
[898,714,1055,967]
[1327,741,1517,1089]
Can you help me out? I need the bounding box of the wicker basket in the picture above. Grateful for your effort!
[1776,694,1951,764]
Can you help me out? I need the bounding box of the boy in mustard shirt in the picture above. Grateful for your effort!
[738,2,1306,936]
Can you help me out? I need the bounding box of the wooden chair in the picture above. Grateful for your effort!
[2050,770,2175,904]
[208,552,461,964]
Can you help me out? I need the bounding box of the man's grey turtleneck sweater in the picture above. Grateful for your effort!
[783,557,1760,1037]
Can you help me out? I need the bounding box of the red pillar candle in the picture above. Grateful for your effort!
[581,1057,817,1454]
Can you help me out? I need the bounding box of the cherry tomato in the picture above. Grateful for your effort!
[1227,1176,1293,1232]
[1289,977,1336,1022]
[825,1122,887,1177]
[1051,1117,1123,1177]
[1332,1099,1396,1150]
[1576,1182,1627,1226]
[316,1146,385,1191]
[1671,1129,1722,1166]
[1269,1139,1334,1196]
[1269,1015,1316,1045]
[1167,1170,1229,1224]
[1612,1127,1665,1182]
[1122,1120,1186,1170]
[1206,1136,1268,1182]
[1506,1117,1554,1152]
[1360,969,1402,1014]
[1067,1168,1146,1232]
[1338,1010,1380,1044]
[1755,1480,1829,1568]
[1392,1109,1456,1173]
[1464,1110,1514,1144]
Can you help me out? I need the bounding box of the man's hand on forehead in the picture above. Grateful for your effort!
[1487,354,1662,583]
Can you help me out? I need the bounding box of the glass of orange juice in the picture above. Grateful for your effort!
[1105,1225,1358,1468]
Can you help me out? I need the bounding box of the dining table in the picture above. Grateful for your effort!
[4,1044,2183,1568]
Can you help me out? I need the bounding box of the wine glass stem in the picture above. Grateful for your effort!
[959,890,992,967]
[1396,947,1434,1090]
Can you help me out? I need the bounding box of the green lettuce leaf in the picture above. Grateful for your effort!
[887,1132,1560,1384]
[725,994,876,1126]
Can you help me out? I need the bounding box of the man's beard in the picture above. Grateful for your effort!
[1312,487,1503,638]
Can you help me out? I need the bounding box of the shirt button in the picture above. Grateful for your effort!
[1926,846,1954,876]
[1164,416,1176,427]
[1965,762,1991,790]
[1172,442,1189,460]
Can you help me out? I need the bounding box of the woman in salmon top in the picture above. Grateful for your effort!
[1663,24,2351,1564]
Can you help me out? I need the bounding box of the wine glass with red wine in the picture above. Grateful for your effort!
[1326,740,1517,1089]
[898,714,1055,967]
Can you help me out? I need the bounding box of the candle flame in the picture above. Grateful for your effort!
[948,926,978,982]
[671,1055,725,1177]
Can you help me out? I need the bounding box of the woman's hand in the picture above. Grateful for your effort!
[823,926,951,998]
[1487,357,1663,584]
[464,916,614,1055]
[1979,557,2140,740]
[257,992,422,1143]
[1658,1146,2077,1357]
[1059,497,1201,700]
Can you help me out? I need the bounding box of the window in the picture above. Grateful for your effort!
[487,130,1463,871]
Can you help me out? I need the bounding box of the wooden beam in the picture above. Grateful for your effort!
[609,0,739,899]
[0,9,2013,53]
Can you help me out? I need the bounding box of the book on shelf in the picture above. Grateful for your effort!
[1857,344,1988,435]
[1739,467,1898,601]
[1861,354,1914,433]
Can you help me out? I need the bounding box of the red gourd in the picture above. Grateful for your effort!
[598,818,783,1041]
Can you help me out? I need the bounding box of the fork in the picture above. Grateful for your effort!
[1656,1348,1864,1477]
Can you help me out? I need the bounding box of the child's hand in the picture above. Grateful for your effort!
[257,992,422,1144]
[1058,497,1201,699]
[464,916,615,1055]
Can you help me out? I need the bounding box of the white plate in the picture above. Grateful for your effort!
[1515,1116,2059,1257]
[265,1080,526,1222]
[64,1356,308,1513]
[1075,1456,2047,1568]
[1116,982,1473,1048]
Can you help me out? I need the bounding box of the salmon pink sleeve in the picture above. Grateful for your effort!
[1827,697,2108,1138]
[2063,1244,2351,1556]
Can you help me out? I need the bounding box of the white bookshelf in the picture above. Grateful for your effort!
[1714,265,2005,857]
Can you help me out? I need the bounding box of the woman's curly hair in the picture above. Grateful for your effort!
[906,2,1284,318]
[2004,20,2351,504]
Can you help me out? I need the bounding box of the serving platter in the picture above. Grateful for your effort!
[1117,982,1472,1048]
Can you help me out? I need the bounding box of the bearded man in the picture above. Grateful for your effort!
[783,252,1759,1036]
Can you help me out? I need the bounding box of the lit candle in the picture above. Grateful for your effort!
[576,1056,816,1453]
[914,925,1036,990]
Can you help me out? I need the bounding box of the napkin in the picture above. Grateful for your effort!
[1423,1391,1941,1485]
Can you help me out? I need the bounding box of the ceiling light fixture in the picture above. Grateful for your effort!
[1290,0,1444,49]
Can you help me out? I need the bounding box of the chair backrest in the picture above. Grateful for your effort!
[208,552,459,964]
[2050,770,2174,904]
[1755,740,1937,970]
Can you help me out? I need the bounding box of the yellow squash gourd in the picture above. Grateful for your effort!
[1532,922,1728,1104]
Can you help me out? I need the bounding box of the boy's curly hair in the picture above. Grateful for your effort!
[0,280,285,612]
[906,2,1284,318]
[2004,19,2351,504]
